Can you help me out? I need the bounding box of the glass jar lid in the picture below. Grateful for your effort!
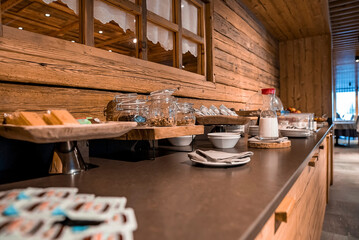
[114,93,138,103]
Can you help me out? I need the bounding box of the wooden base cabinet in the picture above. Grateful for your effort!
[256,137,329,240]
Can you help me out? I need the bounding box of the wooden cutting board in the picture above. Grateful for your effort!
[248,140,291,148]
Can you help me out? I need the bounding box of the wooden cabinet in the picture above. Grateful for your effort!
[255,136,329,240]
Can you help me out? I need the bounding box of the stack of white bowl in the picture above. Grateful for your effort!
[207,132,241,148]
[168,135,195,146]
[248,125,259,136]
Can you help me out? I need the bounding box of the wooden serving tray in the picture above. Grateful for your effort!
[0,122,137,143]
[196,116,250,126]
[116,125,204,140]
[248,140,291,149]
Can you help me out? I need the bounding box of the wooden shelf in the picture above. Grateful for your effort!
[115,125,204,141]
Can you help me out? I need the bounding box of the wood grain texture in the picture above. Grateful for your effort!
[240,0,331,41]
[0,0,280,118]
[273,144,327,240]
[116,125,204,140]
[279,35,332,117]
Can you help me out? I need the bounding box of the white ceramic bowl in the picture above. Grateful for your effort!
[208,132,241,148]
[168,135,194,146]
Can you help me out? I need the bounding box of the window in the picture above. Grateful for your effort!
[0,0,210,77]
[334,60,359,122]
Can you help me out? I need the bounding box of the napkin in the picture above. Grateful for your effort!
[188,149,254,163]
[248,136,288,143]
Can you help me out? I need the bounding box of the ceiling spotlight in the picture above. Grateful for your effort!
[71,40,75,43]
[133,38,137,43]
[108,50,112,52]
[18,27,23,30]
[45,13,51,17]
[98,30,103,34]
[356,56,359,63]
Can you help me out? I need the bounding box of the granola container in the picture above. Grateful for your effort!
[176,102,196,126]
[148,89,177,127]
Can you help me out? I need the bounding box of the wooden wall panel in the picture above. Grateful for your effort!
[213,0,279,101]
[0,82,245,122]
[280,35,332,117]
[0,0,280,119]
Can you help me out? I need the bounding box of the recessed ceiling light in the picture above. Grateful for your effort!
[18,27,23,30]
[356,56,359,63]
[108,50,112,52]
[181,4,184,8]
[133,38,137,43]
[99,30,103,34]
[71,40,75,43]
[45,13,51,17]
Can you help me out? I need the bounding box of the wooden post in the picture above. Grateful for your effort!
[175,0,182,69]
[80,0,94,46]
[139,0,147,60]
[205,0,214,82]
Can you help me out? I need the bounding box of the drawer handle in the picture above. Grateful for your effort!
[308,154,319,167]
[275,197,295,223]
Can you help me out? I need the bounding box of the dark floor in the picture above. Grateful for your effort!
[321,137,359,240]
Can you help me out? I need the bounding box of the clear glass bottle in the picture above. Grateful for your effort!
[176,102,196,126]
[259,88,279,139]
[116,99,148,126]
[148,89,177,127]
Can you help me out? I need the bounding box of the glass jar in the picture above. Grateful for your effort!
[116,100,148,126]
[114,93,138,103]
[148,89,177,127]
[176,102,196,126]
[259,88,279,139]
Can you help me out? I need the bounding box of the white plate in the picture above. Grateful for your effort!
[190,157,251,167]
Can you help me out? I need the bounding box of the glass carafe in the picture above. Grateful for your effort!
[259,88,279,139]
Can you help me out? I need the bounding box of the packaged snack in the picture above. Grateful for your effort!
[8,199,66,218]
[0,217,47,239]
[75,226,133,240]
[64,197,127,221]
[0,189,26,202]
[22,187,78,200]
[107,208,137,231]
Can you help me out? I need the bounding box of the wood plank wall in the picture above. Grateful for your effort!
[0,0,279,121]
[279,35,332,117]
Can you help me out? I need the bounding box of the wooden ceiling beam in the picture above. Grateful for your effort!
[48,20,78,37]
[331,18,359,27]
[333,42,359,47]
[330,12,359,21]
[329,2,359,13]
[95,35,126,48]
[1,0,23,13]
[329,0,359,8]
[329,7,359,17]
[332,25,359,33]
[2,12,59,31]
[104,0,141,15]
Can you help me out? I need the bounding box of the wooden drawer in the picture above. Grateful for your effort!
[255,140,328,240]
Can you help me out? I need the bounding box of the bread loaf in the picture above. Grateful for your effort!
[48,110,79,125]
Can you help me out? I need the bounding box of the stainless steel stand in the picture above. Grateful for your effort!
[49,141,87,174]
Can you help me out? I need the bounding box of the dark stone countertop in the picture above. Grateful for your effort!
[0,126,333,240]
